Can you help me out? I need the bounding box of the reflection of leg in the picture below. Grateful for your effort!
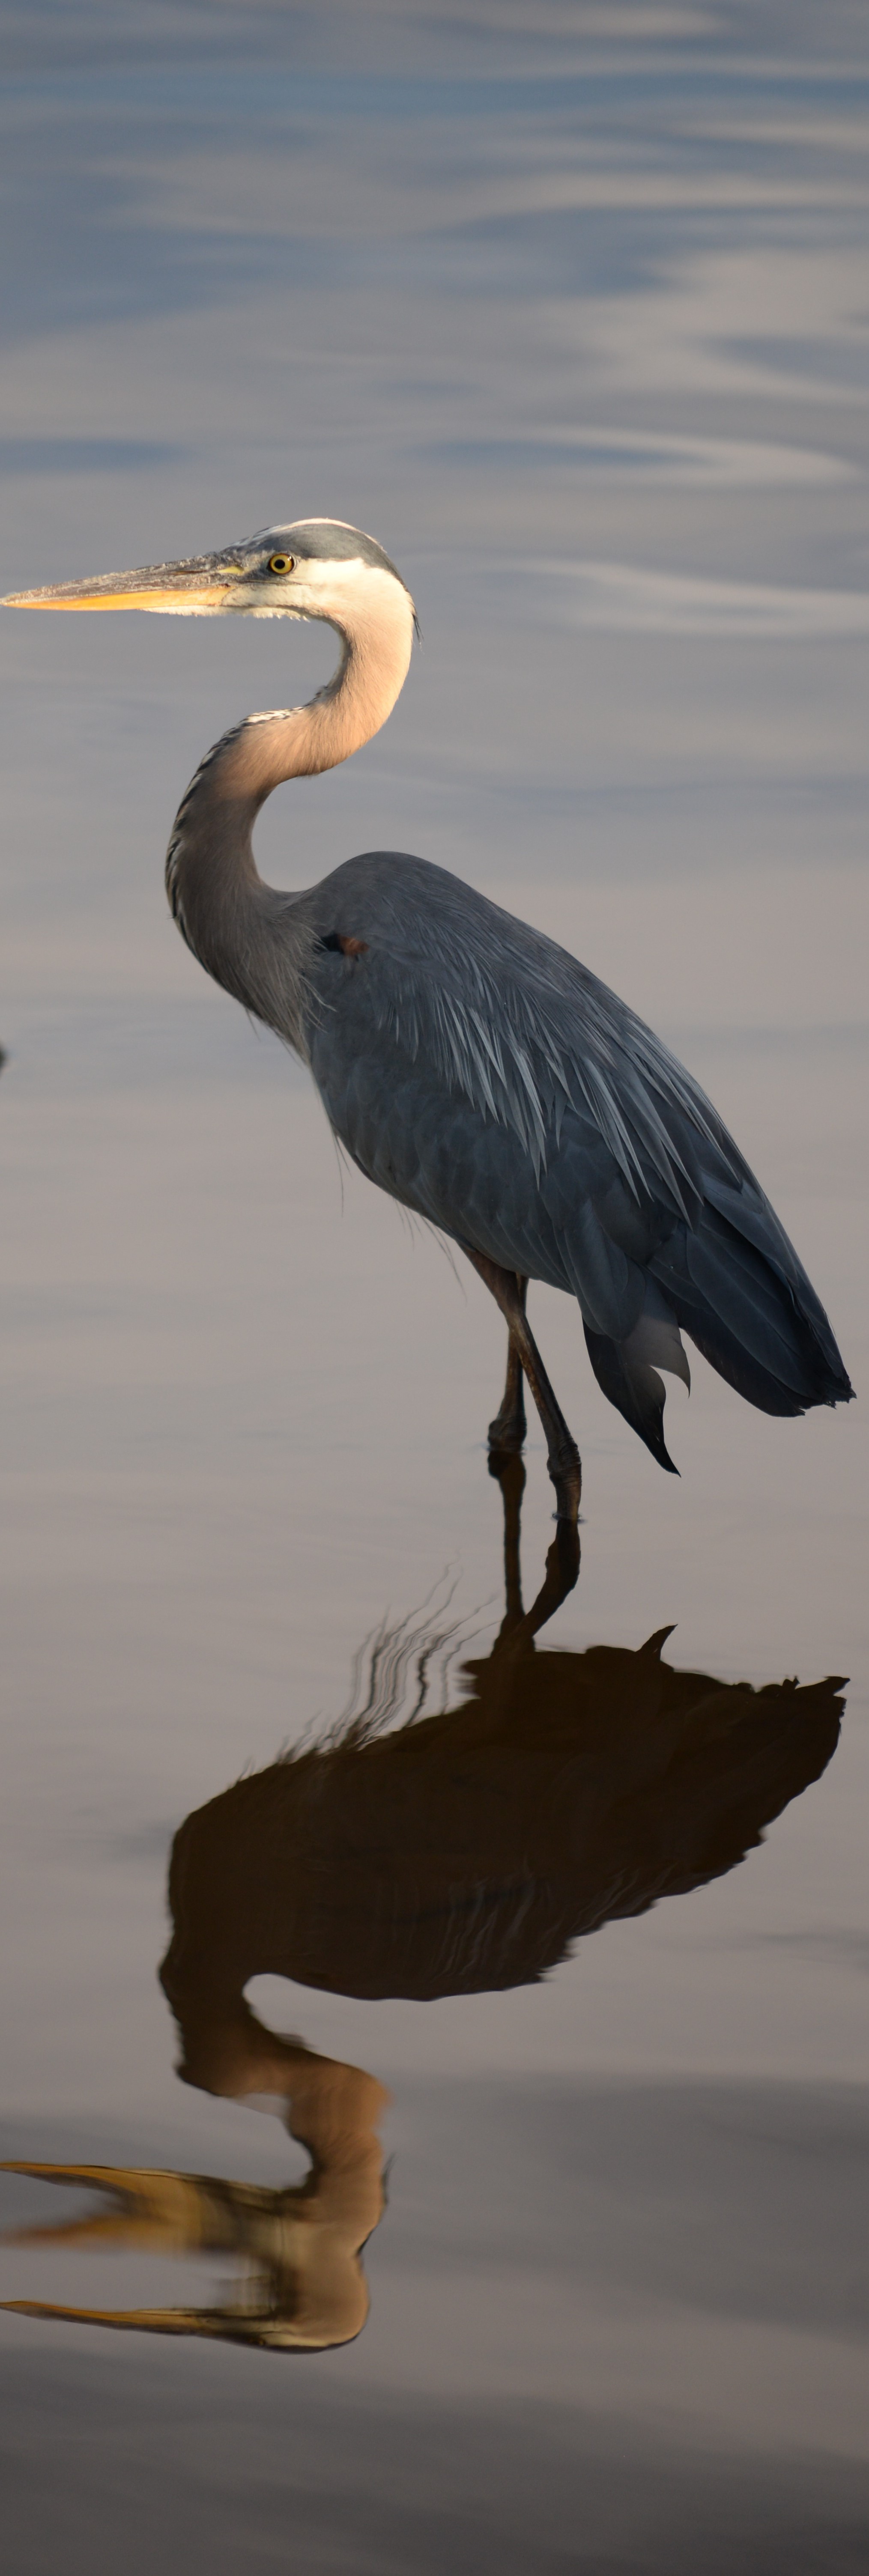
[488,1276,528,1455]
[489,1447,580,1650]
[523,1515,580,1638]
[490,1450,526,1634]
[464,1249,582,1524]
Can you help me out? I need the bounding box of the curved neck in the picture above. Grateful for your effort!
[165,575,413,1048]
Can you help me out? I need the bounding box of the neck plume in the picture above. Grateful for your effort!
[165,569,414,1052]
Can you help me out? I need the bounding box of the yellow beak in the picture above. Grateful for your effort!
[1,555,240,613]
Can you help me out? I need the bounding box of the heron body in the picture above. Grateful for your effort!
[5,518,852,1510]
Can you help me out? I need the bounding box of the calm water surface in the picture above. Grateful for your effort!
[0,4,867,2567]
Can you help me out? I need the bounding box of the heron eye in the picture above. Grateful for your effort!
[268,553,295,575]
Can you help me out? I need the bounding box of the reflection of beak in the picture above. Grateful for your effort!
[0,2152,376,2351]
[1,2295,242,2338]
[1,554,240,613]
[0,2293,342,2348]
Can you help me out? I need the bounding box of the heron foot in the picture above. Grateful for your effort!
[487,1400,526,1457]
[549,1441,582,1527]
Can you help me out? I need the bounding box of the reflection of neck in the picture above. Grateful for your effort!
[164,576,414,1048]
[262,2039,389,2350]
[187,1997,388,2168]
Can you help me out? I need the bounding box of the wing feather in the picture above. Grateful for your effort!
[302,853,850,1402]
[318,854,732,1219]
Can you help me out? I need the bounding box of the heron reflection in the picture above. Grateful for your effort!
[2,1467,843,2351]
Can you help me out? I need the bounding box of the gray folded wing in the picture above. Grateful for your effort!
[299,852,851,1463]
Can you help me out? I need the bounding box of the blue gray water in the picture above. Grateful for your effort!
[0,3,867,2567]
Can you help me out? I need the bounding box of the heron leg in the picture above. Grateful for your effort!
[488,1274,528,1456]
[463,1249,582,1524]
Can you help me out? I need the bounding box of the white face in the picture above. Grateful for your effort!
[231,542,412,633]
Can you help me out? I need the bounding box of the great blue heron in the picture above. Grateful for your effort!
[4,519,852,1516]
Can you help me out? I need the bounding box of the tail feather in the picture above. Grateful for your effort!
[583,1189,852,1464]
[702,1172,849,1387]
[651,1204,853,1419]
[685,1216,816,1396]
[672,1307,807,1418]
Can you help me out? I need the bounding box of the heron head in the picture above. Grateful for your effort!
[1,518,418,640]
